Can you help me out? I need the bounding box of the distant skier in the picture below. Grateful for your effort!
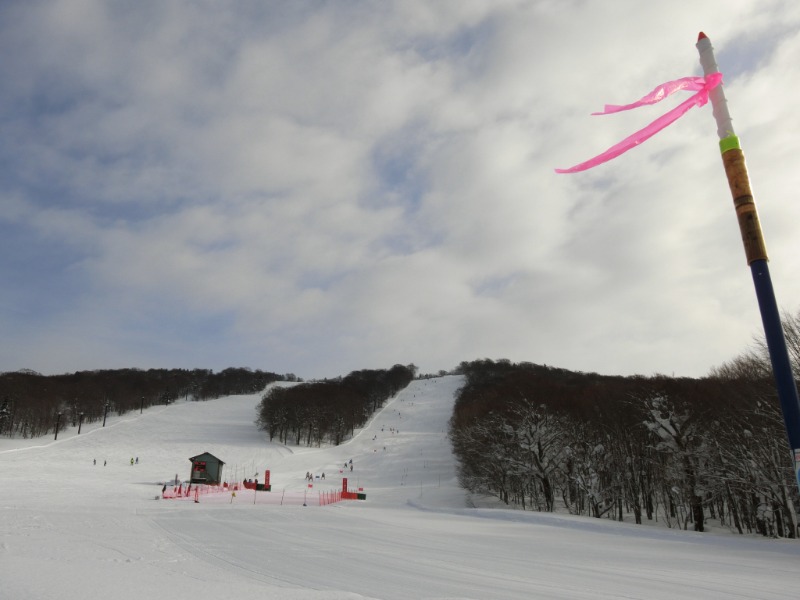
[130,457,134,466]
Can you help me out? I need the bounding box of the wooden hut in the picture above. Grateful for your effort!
[188,452,225,485]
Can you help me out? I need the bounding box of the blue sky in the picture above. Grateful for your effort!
[3,0,800,378]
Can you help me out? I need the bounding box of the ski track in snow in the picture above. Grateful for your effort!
[1,375,799,600]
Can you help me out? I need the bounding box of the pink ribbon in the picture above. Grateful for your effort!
[555,72,722,174]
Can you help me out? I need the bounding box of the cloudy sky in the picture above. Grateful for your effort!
[3,0,800,379]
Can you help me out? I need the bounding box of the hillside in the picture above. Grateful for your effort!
[1,376,798,599]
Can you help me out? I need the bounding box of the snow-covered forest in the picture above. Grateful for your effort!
[449,359,799,537]
[255,365,415,445]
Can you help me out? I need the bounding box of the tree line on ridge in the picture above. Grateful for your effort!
[255,364,416,446]
[0,367,288,438]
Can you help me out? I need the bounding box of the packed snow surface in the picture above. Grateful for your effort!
[2,375,798,599]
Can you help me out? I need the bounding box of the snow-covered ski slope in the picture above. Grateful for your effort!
[1,375,798,599]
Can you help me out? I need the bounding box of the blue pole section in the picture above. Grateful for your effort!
[697,33,800,492]
[750,260,800,445]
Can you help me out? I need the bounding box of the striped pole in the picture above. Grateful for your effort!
[697,32,800,492]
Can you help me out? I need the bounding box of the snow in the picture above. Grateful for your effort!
[1,375,798,599]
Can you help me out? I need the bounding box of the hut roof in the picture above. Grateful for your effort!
[188,452,225,465]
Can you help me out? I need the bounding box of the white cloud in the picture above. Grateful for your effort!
[2,0,799,378]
